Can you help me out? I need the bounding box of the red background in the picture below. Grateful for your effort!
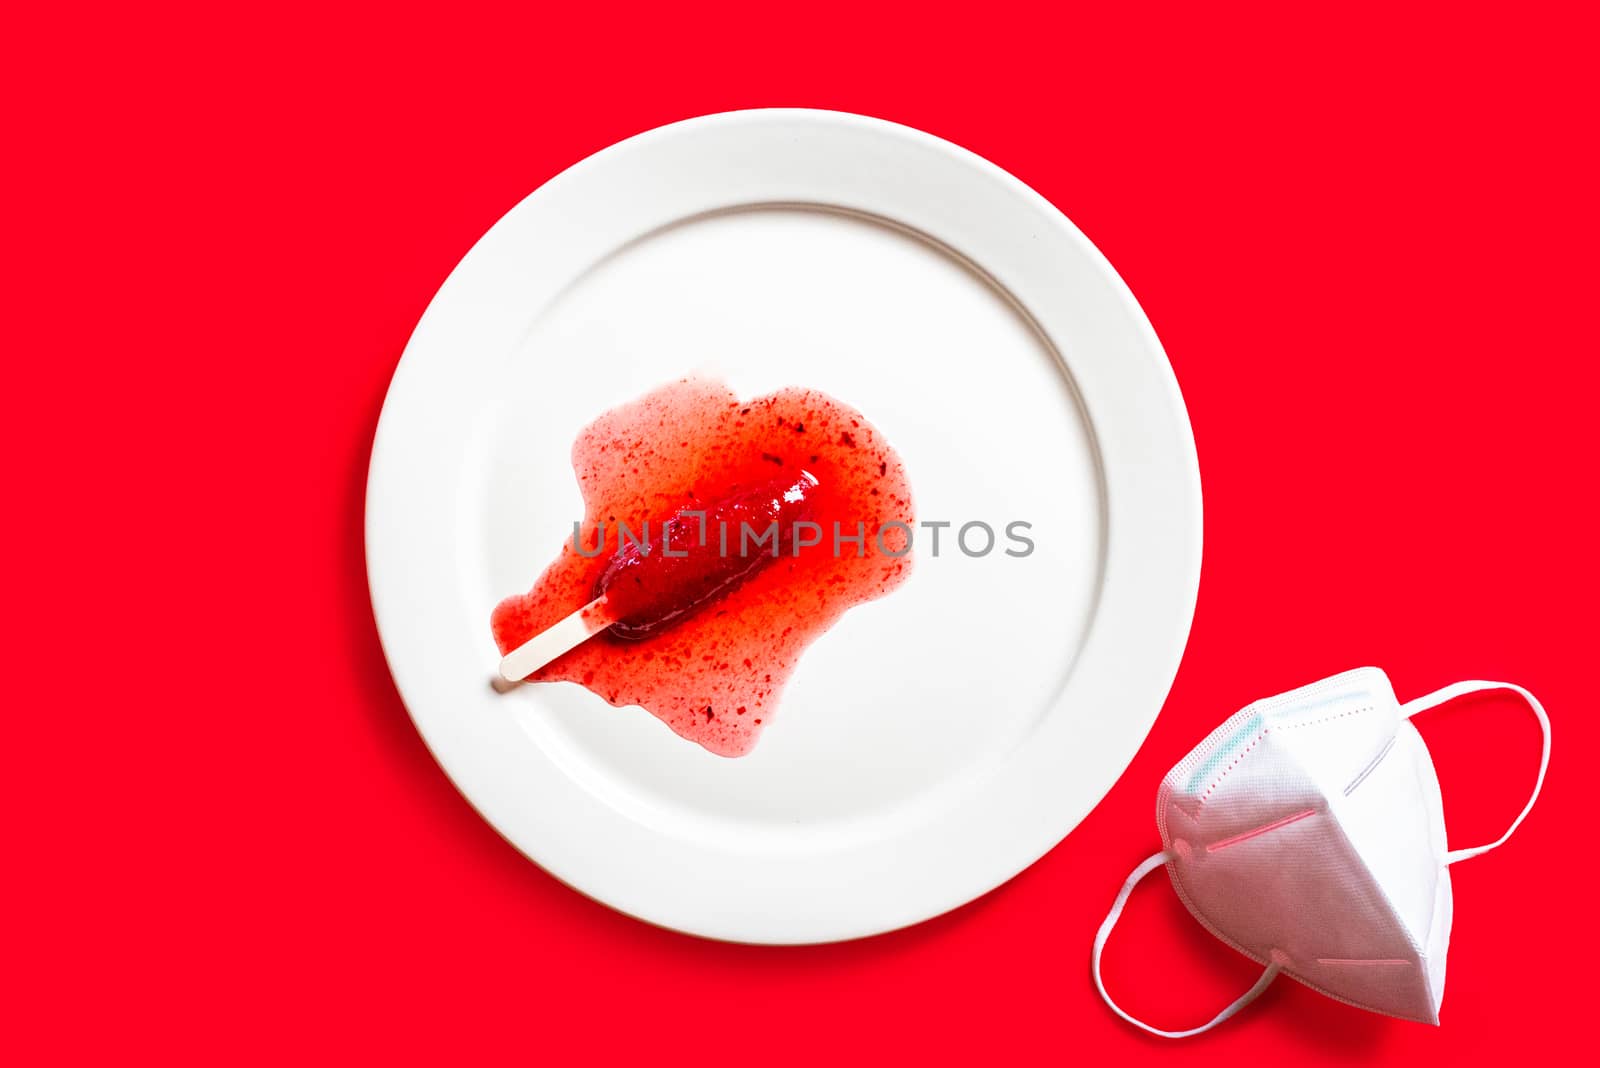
[7,3,1596,1064]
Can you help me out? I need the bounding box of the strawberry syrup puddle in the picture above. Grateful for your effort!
[491,377,914,757]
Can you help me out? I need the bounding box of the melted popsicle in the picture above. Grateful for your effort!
[491,377,914,757]
[599,470,820,639]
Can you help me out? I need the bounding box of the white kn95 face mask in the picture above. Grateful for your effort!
[1092,667,1550,1037]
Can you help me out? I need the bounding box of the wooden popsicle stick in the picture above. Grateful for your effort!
[497,596,612,683]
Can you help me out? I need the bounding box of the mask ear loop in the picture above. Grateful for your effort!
[1401,680,1551,865]
[1092,851,1281,1038]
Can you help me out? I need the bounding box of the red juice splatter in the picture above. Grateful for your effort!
[490,377,914,757]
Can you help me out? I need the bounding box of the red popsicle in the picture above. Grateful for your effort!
[491,377,914,757]
[599,470,820,639]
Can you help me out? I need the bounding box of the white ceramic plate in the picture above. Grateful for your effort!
[366,109,1200,943]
